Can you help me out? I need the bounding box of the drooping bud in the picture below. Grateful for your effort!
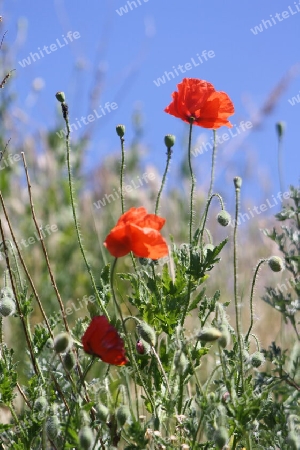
[116,124,125,138]
[197,327,222,342]
[55,91,65,103]
[233,176,242,189]
[136,338,151,355]
[45,415,60,440]
[116,405,130,427]
[78,426,94,450]
[164,134,176,148]
[97,404,109,422]
[53,332,73,353]
[63,351,76,371]
[137,322,156,347]
[250,351,265,368]
[213,427,228,449]
[0,297,16,317]
[218,324,230,348]
[217,210,231,227]
[268,256,284,272]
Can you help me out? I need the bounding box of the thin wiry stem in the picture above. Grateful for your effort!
[0,192,53,338]
[21,152,69,333]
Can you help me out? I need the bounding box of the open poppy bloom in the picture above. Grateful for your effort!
[164,78,234,129]
[104,207,169,259]
[82,315,128,366]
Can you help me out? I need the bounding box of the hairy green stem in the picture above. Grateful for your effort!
[208,129,217,199]
[245,259,266,342]
[119,136,125,214]
[233,180,245,392]
[59,101,109,319]
[187,119,195,245]
[155,147,172,215]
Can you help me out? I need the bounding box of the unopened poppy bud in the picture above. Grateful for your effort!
[79,426,94,450]
[250,351,265,368]
[276,121,285,139]
[203,244,214,256]
[116,124,125,137]
[34,396,48,416]
[64,351,76,371]
[0,287,14,299]
[286,432,298,449]
[116,405,130,427]
[137,322,156,347]
[218,324,230,348]
[175,351,188,375]
[55,91,65,103]
[136,338,151,355]
[0,297,16,317]
[97,404,109,422]
[53,332,73,353]
[46,415,60,440]
[46,338,54,349]
[197,327,222,342]
[268,256,284,272]
[222,392,230,403]
[233,176,242,189]
[217,210,231,227]
[164,134,176,148]
[213,427,228,449]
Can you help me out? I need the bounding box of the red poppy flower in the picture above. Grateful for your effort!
[82,315,128,366]
[104,207,169,259]
[164,78,234,129]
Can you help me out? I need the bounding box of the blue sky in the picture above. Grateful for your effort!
[3,0,300,205]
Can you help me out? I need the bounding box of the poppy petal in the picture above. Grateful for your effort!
[164,78,234,129]
[104,225,131,257]
[82,316,128,366]
[128,224,169,259]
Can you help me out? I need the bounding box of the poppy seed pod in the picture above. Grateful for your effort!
[276,121,285,138]
[97,404,109,422]
[79,426,94,450]
[217,210,231,227]
[268,256,284,272]
[197,327,222,342]
[233,176,242,189]
[116,124,125,137]
[55,91,65,103]
[213,427,228,449]
[53,332,73,353]
[164,134,176,148]
[45,415,60,440]
[250,351,265,368]
[0,297,16,317]
[116,405,130,427]
[137,322,156,347]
